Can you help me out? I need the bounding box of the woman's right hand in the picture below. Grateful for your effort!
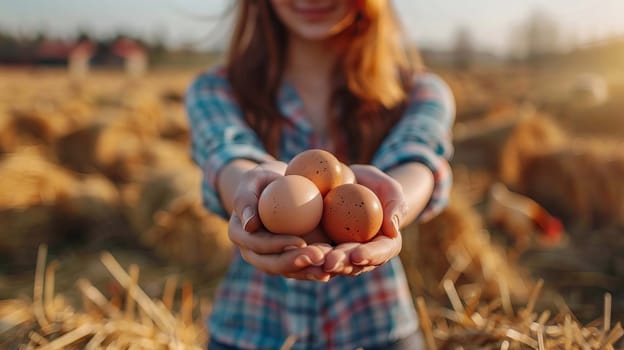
[228,161,333,282]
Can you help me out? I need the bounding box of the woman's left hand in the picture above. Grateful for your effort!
[323,164,407,276]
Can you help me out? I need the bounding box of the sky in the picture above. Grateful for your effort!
[1,0,624,54]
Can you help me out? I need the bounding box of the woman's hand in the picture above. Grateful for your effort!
[229,161,333,282]
[323,164,406,276]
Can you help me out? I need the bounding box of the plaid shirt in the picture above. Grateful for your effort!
[186,66,454,350]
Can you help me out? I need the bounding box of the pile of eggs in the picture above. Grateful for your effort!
[258,149,383,244]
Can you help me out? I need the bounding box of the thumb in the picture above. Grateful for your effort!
[382,199,407,238]
[233,168,282,232]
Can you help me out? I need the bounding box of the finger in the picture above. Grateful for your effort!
[229,214,307,254]
[349,164,384,185]
[239,245,327,275]
[381,198,407,238]
[329,264,378,277]
[354,265,380,276]
[257,160,288,175]
[283,243,333,280]
[284,266,332,282]
[309,242,334,256]
[339,265,363,276]
[323,242,360,273]
[349,234,402,266]
[373,178,405,238]
[343,264,379,276]
[232,168,282,232]
[350,165,405,238]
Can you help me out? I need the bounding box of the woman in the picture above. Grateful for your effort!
[186,1,455,349]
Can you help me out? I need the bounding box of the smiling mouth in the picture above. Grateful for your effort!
[292,4,336,19]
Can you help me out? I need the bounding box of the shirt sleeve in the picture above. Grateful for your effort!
[371,72,455,222]
[185,67,274,218]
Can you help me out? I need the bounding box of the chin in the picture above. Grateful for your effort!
[291,26,344,41]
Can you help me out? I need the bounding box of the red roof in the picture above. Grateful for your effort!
[36,40,73,59]
[34,38,145,61]
[112,38,146,58]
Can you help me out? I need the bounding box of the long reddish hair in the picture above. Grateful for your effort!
[226,0,421,163]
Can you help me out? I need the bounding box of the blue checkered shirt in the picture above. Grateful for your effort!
[186,66,455,350]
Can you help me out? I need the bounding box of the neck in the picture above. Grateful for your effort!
[284,34,337,86]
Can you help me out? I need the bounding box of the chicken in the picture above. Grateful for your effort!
[485,182,564,257]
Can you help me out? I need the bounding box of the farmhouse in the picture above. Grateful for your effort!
[0,37,149,77]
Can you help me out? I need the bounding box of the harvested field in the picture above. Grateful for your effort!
[1,66,623,349]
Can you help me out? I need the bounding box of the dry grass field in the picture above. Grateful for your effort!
[0,62,623,349]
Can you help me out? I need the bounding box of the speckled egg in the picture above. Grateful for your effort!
[258,175,323,235]
[285,149,343,195]
[322,183,383,244]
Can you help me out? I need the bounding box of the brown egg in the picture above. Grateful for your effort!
[340,163,356,184]
[258,175,323,235]
[322,183,383,244]
[285,149,343,195]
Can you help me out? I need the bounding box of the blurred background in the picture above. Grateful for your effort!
[0,1,623,348]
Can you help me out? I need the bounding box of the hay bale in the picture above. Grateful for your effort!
[147,198,232,273]
[499,108,624,228]
[558,99,624,140]
[0,148,77,264]
[158,104,190,145]
[499,113,567,187]
[0,148,76,209]
[0,206,63,266]
[56,98,94,127]
[54,120,146,183]
[63,175,120,218]
[53,123,102,173]
[141,139,195,170]
[160,89,184,104]
[452,115,521,170]
[0,93,93,155]
[121,166,201,234]
[0,108,67,154]
[56,174,130,242]
[518,140,624,229]
[0,149,128,263]
[55,110,191,183]
[401,189,530,303]
[121,164,231,271]
[91,120,147,183]
[112,139,196,229]
[119,94,166,141]
[119,93,189,145]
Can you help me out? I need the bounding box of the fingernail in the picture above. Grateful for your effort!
[353,259,370,266]
[307,273,330,282]
[391,215,400,238]
[327,262,344,273]
[283,245,301,252]
[294,255,313,267]
[312,259,324,267]
[306,273,323,281]
[242,206,255,231]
